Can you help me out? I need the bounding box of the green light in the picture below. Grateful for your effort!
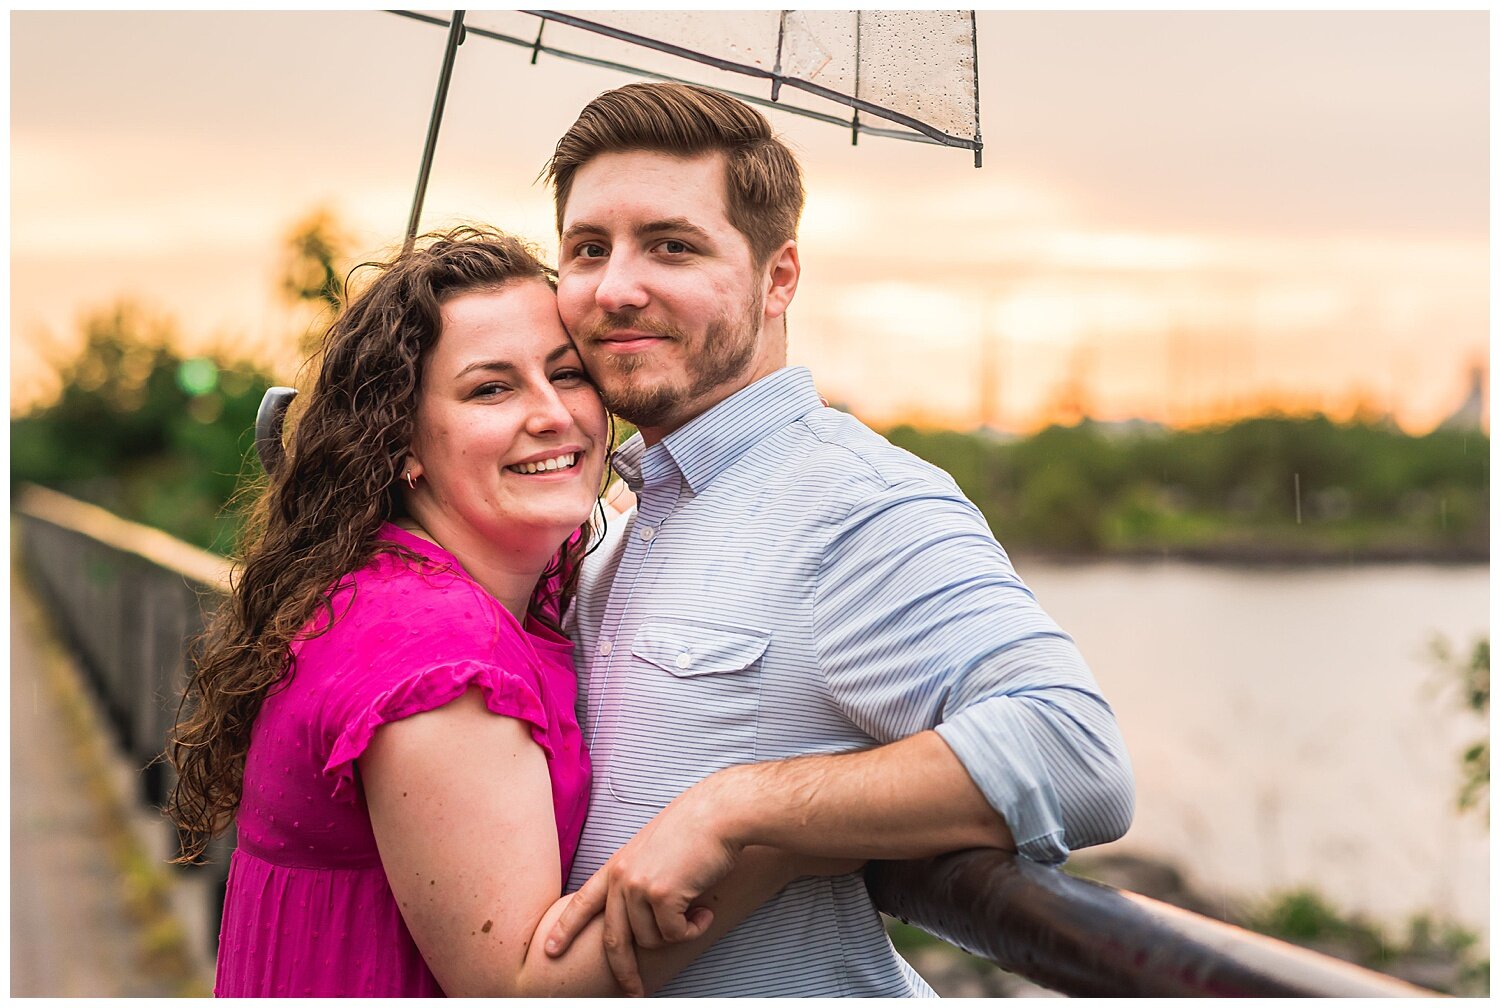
[177,358,219,396]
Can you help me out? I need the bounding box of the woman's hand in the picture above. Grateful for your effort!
[603,480,636,516]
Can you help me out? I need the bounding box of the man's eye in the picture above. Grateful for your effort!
[659,239,690,254]
[577,242,607,258]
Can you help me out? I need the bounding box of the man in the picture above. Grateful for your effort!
[541,82,1134,997]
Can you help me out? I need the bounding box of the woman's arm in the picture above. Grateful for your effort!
[361,686,799,996]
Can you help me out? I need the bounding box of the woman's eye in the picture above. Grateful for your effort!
[553,368,589,387]
[470,382,509,399]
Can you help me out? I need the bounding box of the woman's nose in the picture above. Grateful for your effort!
[525,383,574,435]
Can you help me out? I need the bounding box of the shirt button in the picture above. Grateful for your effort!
[599,639,613,656]
[675,652,692,669]
[639,526,655,541]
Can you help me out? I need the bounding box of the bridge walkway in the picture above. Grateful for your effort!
[10,568,213,996]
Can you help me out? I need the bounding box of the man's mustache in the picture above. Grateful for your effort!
[584,312,682,344]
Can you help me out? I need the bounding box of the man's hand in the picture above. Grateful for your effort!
[543,777,745,995]
[541,732,1013,993]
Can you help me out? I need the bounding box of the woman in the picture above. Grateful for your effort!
[168,226,819,996]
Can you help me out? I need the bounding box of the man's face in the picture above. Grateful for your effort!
[556,150,781,440]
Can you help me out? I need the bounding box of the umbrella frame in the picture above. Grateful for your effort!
[395,8,984,240]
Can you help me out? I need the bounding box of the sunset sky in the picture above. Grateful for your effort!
[10,10,1489,433]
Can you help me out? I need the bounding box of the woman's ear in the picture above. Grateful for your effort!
[402,455,424,489]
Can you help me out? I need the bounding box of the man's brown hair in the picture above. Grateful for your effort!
[545,82,805,267]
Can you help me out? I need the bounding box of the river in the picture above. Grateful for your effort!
[1017,558,1489,937]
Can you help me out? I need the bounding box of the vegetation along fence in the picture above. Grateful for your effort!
[13,484,1436,996]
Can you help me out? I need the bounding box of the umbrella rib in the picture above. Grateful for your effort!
[968,11,983,168]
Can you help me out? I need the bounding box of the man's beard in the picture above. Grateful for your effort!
[586,291,763,430]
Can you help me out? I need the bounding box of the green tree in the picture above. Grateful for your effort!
[279,207,351,356]
[12,207,362,553]
[11,302,277,553]
[1431,635,1489,818]
[880,415,1487,562]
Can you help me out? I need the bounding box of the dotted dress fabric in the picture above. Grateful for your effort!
[214,524,590,997]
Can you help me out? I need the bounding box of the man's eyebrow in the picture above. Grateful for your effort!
[559,218,714,246]
[453,343,575,380]
[560,222,605,245]
[638,218,713,243]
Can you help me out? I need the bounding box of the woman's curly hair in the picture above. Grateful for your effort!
[166,225,596,861]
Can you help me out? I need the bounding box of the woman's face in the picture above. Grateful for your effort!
[408,280,608,555]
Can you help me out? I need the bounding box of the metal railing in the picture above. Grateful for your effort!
[14,484,236,949]
[12,484,1438,996]
[867,852,1436,997]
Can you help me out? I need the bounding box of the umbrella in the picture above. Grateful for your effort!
[256,8,983,471]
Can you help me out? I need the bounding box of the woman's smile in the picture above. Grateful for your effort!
[506,449,584,476]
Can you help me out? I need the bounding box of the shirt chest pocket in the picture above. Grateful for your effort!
[607,621,769,808]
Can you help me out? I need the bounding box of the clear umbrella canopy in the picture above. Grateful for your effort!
[410,10,982,159]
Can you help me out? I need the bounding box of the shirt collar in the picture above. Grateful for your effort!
[611,366,823,495]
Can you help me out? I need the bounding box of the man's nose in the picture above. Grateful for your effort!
[594,252,649,314]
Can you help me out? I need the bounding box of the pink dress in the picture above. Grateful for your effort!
[214,524,591,997]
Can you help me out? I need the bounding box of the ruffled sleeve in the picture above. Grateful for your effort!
[323,658,554,803]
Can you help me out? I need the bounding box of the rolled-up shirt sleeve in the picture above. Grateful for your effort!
[812,473,1134,864]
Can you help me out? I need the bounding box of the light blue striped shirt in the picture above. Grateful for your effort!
[566,366,1134,997]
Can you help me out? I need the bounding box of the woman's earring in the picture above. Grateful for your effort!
[405,470,417,491]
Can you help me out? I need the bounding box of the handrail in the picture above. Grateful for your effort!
[867,851,1438,997]
[13,485,1441,996]
[17,484,231,592]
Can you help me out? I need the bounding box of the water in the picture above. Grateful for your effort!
[1017,558,1490,937]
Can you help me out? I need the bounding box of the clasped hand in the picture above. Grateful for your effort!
[542,780,742,996]
[541,772,864,996]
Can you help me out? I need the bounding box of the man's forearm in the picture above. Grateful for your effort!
[706,729,1015,859]
[538,731,1009,984]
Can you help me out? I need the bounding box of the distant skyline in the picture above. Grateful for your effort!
[10,10,1489,432]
